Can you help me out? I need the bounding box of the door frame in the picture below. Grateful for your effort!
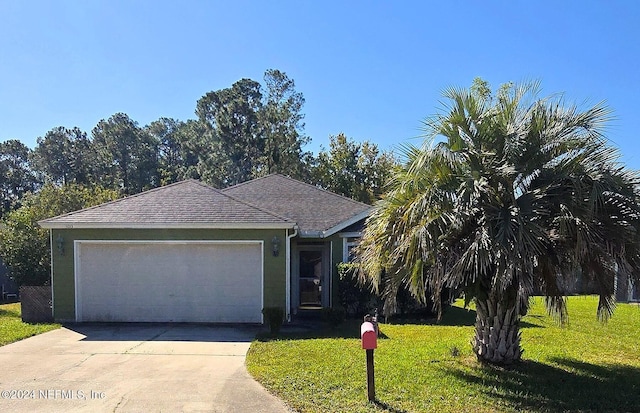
[291,241,331,313]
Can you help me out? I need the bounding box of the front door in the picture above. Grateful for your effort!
[299,250,323,309]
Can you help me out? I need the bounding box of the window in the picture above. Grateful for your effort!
[341,234,361,262]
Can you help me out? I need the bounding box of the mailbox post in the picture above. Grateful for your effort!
[360,320,377,401]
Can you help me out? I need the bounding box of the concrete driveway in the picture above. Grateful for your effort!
[0,324,291,412]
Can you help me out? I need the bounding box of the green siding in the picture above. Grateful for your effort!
[50,228,287,321]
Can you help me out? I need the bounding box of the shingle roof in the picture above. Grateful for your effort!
[223,174,371,236]
[39,180,294,229]
[39,175,372,236]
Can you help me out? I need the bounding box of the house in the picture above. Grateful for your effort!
[0,259,19,301]
[615,272,640,303]
[38,174,371,323]
[0,223,19,301]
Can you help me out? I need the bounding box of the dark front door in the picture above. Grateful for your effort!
[299,250,323,309]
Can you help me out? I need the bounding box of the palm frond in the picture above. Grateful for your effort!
[357,79,640,324]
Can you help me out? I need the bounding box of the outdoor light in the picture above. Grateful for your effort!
[272,236,281,257]
[56,235,64,256]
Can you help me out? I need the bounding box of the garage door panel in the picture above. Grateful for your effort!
[76,242,263,323]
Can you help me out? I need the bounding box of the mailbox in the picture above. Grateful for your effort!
[360,320,378,401]
[361,321,377,349]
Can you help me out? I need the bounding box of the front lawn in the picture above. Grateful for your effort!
[0,303,60,346]
[247,297,640,412]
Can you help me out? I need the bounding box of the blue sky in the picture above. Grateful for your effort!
[1,1,639,167]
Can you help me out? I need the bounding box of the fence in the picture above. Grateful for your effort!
[20,286,53,323]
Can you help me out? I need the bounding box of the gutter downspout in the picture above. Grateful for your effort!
[285,225,298,322]
[49,229,54,320]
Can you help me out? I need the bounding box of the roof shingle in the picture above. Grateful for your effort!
[223,174,371,235]
[39,180,293,228]
[39,175,371,235]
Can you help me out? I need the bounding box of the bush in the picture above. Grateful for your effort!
[338,262,455,321]
[337,262,379,318]
[321,307,346,328]
[0,184,119,286]
[262,307,284,335]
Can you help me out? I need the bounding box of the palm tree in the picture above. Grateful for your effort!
[358,80,640,364]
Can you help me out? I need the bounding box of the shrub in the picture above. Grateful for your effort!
[338,262,455,321]
[262,307,284,335]
[0,184,119,286]
[321,307,346,328]
[337,262,379,318]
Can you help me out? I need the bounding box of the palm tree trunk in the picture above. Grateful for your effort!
[472,295,522,364]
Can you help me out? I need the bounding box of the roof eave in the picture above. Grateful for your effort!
[297,209,372,239]
[38,222,296,230]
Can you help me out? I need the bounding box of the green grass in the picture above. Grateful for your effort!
[0,303,60,346]
[247,296,640,412]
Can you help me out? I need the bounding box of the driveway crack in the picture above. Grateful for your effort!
[111,394,127,412]
[73,353,95,368]
[124,325,174,353]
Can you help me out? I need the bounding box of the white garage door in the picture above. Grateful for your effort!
[75,241,263,323]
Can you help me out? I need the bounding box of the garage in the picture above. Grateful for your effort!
[74,241,263,323]
[39,178,370,323]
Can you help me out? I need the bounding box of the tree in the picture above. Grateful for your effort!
[313,133,396,204]
[93,113,159,194]
[259,69,311,179]
[0,184,119,286]
[0,139,39,217]
[33,126,94,185]
[358,80,640,364]
[177,119,208,181]
[146,118,200,185]
[195,69,312,187]
[196,78,264,187]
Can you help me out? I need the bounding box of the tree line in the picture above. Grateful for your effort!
[0,69,395,286]
[0,69,395,220]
